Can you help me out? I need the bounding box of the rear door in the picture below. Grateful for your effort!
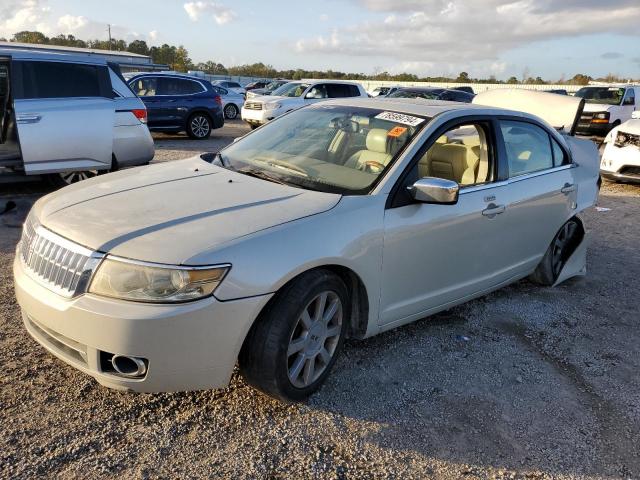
[130,76,163,126]
[12,59,114,174]
[497,118,577,272]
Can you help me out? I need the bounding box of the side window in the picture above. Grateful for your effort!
[623,88,635,106]
[326,84,350,98]
[500,121,553,177]
[306,84,328,99]
[19,61,103,99]
[349,85,361,97]
[228,82,241,89]
[179,79,204,94]
[131,77,157,96]
[417,123,492,186]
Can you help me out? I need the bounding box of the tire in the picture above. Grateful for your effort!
[530,218,581,286]
[250,124,258,130]
[46,169,101,188]
[239,270,349,402]
[224,104,239,120]
[186,113,212,139]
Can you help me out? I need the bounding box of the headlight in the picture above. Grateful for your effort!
[593,112,610,120]
[89,257,230,303]
[264,102,281,110]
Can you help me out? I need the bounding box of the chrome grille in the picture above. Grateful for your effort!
[244,102,263,110]
[20,215,103,298]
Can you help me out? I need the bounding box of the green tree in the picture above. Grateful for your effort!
[127,40,150,56]
[507,76,519,84]
[456,71,471,83]
[12,31,48,44]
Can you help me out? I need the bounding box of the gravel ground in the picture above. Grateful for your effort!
[1,125,639,479]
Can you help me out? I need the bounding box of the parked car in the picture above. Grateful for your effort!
[241,80,368,128]
[128,73,224,139]
[600,110,640,183]
[244,80,269,91]
[245,80,291,99]
[211,80,246,96]
[386,87,474,103]
[14,90,599,401]
[545,89,568,95]
[211,85,244,120]
[0,48,154,187]
[368,86,401,97]
[574,85,639,136]
[452,86,475,95]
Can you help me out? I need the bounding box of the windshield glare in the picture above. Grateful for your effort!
[271,82,310,97]
[219,106,427,194]
[575,87,625,105]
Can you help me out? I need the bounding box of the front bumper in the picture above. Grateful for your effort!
[600,142,640,183]
[14,255,272,393]
[575,121,612,137]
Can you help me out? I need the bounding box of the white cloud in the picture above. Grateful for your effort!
[184,1,236,25]
[319,14,329,21]
[148,30,158,41]
[0,0,156,44]
[295,0,640,76]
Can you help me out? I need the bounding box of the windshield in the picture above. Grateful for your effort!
[266,81,286,91]
[387,89,442,100]
[271,82,310,97]
[218,105,428,194]
[575,87,625,105]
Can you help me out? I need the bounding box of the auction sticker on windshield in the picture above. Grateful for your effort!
[375,111,425,127]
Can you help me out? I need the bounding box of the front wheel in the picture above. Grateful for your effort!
[239,270,349,402]
[187,113,212,139]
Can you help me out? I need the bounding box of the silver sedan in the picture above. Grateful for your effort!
[14,92,599,402]
[211,85,244,120]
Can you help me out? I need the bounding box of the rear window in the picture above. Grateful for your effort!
[18,61,104,99]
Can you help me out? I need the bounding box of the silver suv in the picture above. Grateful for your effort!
[0,48,154,186]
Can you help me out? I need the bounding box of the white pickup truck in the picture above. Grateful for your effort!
[574,85,639,137]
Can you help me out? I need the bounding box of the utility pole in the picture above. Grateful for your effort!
[107,24,112,50]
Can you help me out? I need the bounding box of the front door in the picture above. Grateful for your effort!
[379,121,515,326]
[12,59,114,174]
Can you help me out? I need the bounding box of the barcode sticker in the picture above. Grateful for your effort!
[375,111,425,127]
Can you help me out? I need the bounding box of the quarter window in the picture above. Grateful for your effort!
[19,61,103,99]
[500,121,554,177]
[551,138,567,167]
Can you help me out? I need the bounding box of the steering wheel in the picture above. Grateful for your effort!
[360,160,385,173]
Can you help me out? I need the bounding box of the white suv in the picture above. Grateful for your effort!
[241,80,368,128]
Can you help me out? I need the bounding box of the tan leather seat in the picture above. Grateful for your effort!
[418,143,479,185]
[346,129,392,170]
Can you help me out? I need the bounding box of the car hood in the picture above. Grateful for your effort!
[34,157,341,265]
[582,103,615,113]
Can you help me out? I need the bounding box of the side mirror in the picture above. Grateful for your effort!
[408,177,459,204]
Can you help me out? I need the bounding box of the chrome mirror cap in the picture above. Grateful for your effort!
[408,177,459,204]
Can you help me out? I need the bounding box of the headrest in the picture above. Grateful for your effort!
[366,128,389,153]
[432,143,479,168]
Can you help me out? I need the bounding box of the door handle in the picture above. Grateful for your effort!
[16,114,42,124]
[482,203,506,218]
[561,183,576,194]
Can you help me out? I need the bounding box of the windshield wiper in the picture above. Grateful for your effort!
[236,167,290,186]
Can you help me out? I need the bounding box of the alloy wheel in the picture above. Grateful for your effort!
[224,104,238,119]
[59,170,98,185]
[190,115,210,138]
[287,291,343,388]
[551,221,577,276]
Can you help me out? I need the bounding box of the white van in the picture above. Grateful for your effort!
[0,48,154,186]
[574,85,639,137]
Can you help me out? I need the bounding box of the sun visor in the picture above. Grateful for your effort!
[472,89,585,135]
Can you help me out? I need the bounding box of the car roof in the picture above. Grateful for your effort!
[129,72,211,83]
[310,97,541,120]
[0,47,107,65]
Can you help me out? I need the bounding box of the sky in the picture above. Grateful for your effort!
[1,0,639,81]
